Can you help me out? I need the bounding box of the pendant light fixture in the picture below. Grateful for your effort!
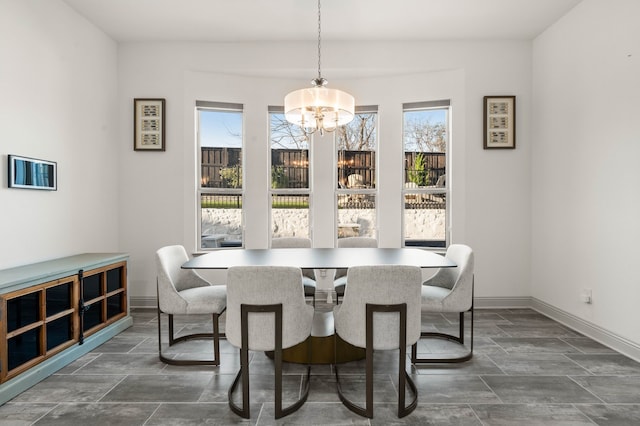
[284,0,355,135]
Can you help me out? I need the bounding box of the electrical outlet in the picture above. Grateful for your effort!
[319,269,327,277]
[581,289,592,304]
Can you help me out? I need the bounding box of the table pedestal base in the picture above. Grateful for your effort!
[267,334,365,364]
[266,311,365,364]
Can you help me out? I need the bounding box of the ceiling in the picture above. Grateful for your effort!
[61,0,583,43]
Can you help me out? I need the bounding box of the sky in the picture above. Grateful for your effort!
[405,109,446,126]
[198,108,447,149]
[199,109,242,148]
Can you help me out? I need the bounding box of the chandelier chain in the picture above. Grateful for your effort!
[317,0,322,80]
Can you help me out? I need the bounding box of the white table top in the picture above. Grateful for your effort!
[183,248,455,269]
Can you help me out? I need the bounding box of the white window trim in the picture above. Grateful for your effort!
[401,100,450,250]
[196,101,245,250]
[268,107,313,243]
[335,107,379,243]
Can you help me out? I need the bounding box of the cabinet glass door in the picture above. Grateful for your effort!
[2,276,77,380]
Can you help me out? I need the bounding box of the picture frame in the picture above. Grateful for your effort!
[483,96,515,149]
[8,155,57,190]
[134,98,165,151]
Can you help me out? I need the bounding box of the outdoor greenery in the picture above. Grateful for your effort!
[219,166,241,188]
[200,196,242,209]
[271,199,309,209]
[201,196,310,209]
[408,152,431,186]
[271,165,289,189]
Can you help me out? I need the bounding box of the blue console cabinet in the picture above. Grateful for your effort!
[0,253,132,405]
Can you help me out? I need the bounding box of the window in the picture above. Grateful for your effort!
[197,101,244,249]
[336,107,378,240]
[269,106,311,239]
[403,101,449,248]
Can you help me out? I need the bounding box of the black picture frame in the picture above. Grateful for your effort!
[483,96,516,149]
[8,155,57,190]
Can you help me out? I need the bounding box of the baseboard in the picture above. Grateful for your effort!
[531,297,640,363]
[130,294,640,362]
[130,296,156,308]
[132,295,530,309]
[476,296,640,362]
[474,296,532,309]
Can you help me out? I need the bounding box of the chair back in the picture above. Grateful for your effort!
[226,266,314,351]
[271,237,311,248]
[334,265,422,350]
[337,237,378,248]
[426,244,474,311]
[156,245,210,313]
[335,237,378,279]
[271,237,314,280]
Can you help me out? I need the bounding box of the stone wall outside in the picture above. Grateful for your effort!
[202,208,445,241]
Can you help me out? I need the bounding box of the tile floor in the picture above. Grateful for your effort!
[2,306,640,425]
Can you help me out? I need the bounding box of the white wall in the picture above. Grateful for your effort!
[0,0,119,269]
[532,0,640,344]
[118,41,532,303]
[5,0,639,355]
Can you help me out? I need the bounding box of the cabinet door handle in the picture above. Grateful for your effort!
[78,269,85,345]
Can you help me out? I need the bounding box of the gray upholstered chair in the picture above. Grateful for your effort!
[271,237,316,306]
[334,236,378,303]
[411,244,474,363]
[155,245,227,366]
[333,265,422,418]
[226,266,314,419]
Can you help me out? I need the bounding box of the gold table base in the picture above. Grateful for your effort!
[267,334,365,365]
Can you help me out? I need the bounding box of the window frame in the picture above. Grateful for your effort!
[268,106,312,242]
[196,101,245,250]
[401,100,450,249]
[335,106,379,241]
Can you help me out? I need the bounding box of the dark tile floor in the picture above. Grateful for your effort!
[2,306,640,425]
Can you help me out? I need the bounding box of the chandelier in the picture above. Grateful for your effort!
[284,0,355,135]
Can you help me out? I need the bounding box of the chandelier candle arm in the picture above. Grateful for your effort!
[284,0,355,135]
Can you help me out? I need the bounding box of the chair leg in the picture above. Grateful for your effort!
[168,313,175,345]
[157,306,225,366]
[336,303,418,419]
[411,306,474,364]
[335,284,345,304]
[213,313,221,365]
[228,345,251,418]
[228,304,310,419]
[412,280,475,364]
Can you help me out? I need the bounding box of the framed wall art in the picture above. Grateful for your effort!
[483,96,515,149]
[134,98,165,151]
[8,155,57,190]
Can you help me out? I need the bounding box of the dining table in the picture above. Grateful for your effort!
[182,247,456,270]
[182,247,457,364]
